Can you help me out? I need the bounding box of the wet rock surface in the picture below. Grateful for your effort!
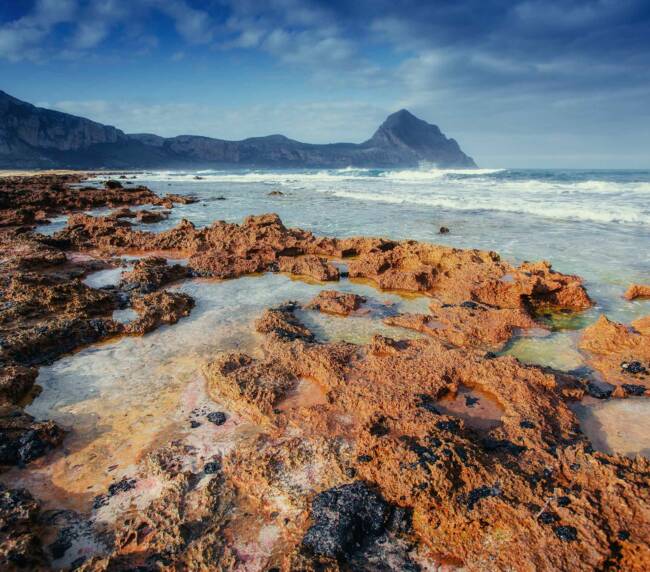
[302,481,394,559]
[1,174,648,571]
[580,315,650,391]
[119,256,191,294]
[624,284,650,301]
[202,304,650,571]
[0,407,64,467]
[278,255,340,281]
[385,299,537,349]
[306,290,366,316]
[0,175,178,228]
[0,484,46,569]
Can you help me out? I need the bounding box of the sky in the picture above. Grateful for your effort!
[1,0,649,168]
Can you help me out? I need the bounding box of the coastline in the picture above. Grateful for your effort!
[0,173,648,570]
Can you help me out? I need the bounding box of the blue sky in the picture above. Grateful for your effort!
[1,0,649,167]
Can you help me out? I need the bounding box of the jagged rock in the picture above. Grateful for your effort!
[306,290,366,316]
[120,257,190,294]
[278,256,340,281]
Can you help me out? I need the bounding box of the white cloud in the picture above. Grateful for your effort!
[0,0,77,61]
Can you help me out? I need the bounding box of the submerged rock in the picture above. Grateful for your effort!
[278,255,340,281]
[120,256,190,294]
[306,290,366,316]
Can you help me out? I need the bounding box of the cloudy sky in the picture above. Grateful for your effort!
[1,0,649,167]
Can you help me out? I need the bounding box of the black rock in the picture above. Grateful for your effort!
[460,300,479,309]
[204,461,221,474]
[464,395,479,407]
[557,496,571,507]
[206,411,227,425]
[586,382,613,399]
[481,438,526,456]
[435,419,460,432]
[618,530,630,541]
[369,418,390,437]
[416,394,440,414]
[554,525,578,542]
[539,511,559,524]
[302,482,392,559]
[465,484,501,511]
[439,226,450,234]
[621,361,647,374]
[520,420,536,429]
[190,420,201,428]
[622,383,646,396]
[357,454,373,463]
[108,477,136,497]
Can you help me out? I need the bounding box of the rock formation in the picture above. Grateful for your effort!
[0,90,476,169]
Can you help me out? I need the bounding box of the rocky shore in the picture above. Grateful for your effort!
[0,174,648,570]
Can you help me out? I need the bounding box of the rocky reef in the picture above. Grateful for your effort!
[0,174,648,571]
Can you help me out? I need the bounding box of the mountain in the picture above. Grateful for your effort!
[0,90,476,169]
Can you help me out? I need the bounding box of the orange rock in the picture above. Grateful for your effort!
[625,284,650,300]
[579,315,650,392]
[278,255,340,281]
[385,300,537,349]
[306,290,366,315]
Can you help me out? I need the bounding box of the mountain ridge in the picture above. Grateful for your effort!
[0,90,477,169]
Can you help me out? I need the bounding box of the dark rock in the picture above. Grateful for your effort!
[206,411,227,425]
[435,419,460,432]
[557,496,571,507]
[369,417,390,437]
[464,395,479,407]
[465,484,501,510]
[539,511,559,524]
[520,420,536,429]
[618,530,630,541]
[302,482,392,559]
[480,438,526,456]
[108,477,136,497]
[416,394,440,414]
[0,408,64,466]
[439,226,450,234]
[105,180,123,190]
[204,461,221,474]
[554,525,578,542]
[190,420,201,428]
[621,361,647,374]
[621,383,646,396]
[586,382,613,399]
[357,454,373,463]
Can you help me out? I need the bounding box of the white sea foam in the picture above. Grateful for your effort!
[97,167,650,226]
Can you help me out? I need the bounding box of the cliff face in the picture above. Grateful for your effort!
[0,91,476,169]
[0,90,126,161]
